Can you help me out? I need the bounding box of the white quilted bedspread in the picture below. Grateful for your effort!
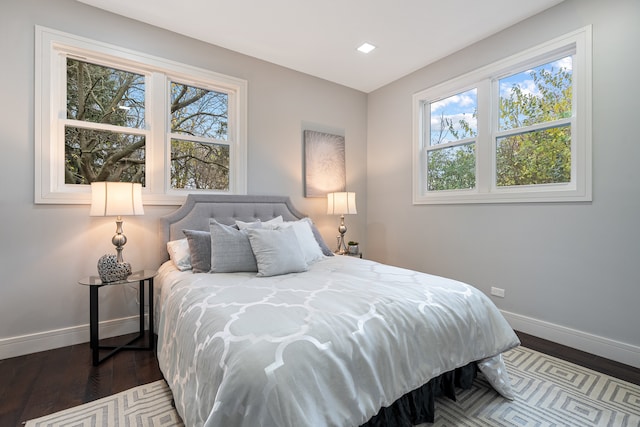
[156,256,520,427]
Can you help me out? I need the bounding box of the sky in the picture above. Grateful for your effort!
[429,56,572,145]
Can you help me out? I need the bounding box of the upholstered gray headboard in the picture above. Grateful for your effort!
[160,194,307,251]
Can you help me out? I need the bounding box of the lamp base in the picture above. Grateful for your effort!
[112,216,127,263]
[335,233,348,255]
[335,214,348,254]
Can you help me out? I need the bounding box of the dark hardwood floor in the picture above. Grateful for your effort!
[0,333,163,427]
[516,331,640,386]
[1,331,638,426]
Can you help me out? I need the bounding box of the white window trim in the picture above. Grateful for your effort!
[35,26,247,205]
[412,26,592,205]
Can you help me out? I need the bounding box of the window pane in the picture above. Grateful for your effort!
[67,59,145,128]
[496,125,571,186]
[427,144,476,191]
[499,56,572,131]
[171,82,228,140]
[171,139,229,190]
[65,126,145,184]
[429,89,477,146]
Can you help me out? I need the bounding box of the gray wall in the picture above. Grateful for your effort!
[0,0,367,357]
[367,0,640,367]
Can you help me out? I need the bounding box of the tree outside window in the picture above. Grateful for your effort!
[426,88,477,191]
[65,59,146,185]
[35,26,247,204]
[170,82,230,190]
[413,27,590,204]
[496,58,572,187]
[64,60,232,190]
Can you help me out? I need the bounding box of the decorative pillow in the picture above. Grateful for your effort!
[246,227,308,277]
[235,219,262,230]
[308,222,334,257]
[209,220,258,273]
[236,216,284,230]
[166,238,192,271]
[276,218,324,264]
[182,230,211,273]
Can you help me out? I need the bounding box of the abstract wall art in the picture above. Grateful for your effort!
[304,130,346,197]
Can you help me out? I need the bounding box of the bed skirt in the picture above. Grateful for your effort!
[361,362,478,426]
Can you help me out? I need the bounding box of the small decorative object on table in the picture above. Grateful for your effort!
[347,241,359,255]
[97,254,132,283]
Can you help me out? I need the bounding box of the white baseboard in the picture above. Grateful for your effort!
[502,310,640,369]
[0,315,148,361]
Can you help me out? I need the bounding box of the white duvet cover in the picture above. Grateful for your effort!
[156,256,520,427]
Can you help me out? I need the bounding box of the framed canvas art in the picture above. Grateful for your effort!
[304,130,346,197]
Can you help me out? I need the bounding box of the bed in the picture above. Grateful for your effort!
[155,194,520,427]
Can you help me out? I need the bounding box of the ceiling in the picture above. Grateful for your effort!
[76,0,564,93]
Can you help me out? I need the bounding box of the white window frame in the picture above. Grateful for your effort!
[35,26,247,205]
[412,26,592,204]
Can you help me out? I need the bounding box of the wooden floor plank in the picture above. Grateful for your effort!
[18,345,73,422]
[516,331,640,386]
[0,351,47,426]
[84,356,114,402]
[57,344,96,409]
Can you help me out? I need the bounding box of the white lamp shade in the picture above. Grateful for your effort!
[327,192,357,215]
[90,182,144,217]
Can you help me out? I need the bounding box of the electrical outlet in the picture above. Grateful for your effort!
[490,287,505,298]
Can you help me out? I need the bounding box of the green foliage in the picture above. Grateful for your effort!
[427,144,476,191]
[496,126,571,186]
[427,63,572,191]
[497,67,572,186]
[428,110,477,191]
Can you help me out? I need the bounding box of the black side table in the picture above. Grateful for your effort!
[78,270,157,366]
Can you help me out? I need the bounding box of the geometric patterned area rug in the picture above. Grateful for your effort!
[429,346,640,426]
[23,380,184,427]
[25,346,640,427]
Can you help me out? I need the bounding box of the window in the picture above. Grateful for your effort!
[169,81,230,190]
[36,26,247,205]
[65,59,147,186]
[426,88,477,191]
[413,27,591,204]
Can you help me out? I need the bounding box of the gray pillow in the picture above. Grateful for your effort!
[309,222,334,256]
[209,220,258,273]
[246,227,308,277]
[182,229,211,273]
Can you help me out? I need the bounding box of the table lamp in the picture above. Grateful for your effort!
[90,182,144,264]
[327,192,357,255]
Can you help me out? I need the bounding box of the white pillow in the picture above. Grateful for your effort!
[236,216,284,230]
[166,238,192,271]
[246,227,308,277]
[276,218,325,265]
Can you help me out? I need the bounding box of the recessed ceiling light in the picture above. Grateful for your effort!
[357,42,376,54]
